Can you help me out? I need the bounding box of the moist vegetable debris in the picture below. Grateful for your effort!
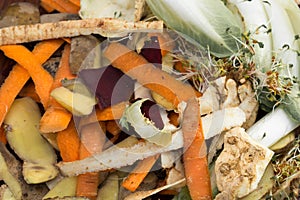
[0,0,299,200]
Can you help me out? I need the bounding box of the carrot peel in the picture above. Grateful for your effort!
[0,45,54,109]
[182,98,212,200]
[104,42,201,107]
[0,39,64,127]
[76,122,106,199]
[122,155,159,192]
[40,44,75,133]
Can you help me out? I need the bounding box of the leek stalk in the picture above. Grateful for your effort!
[146,0,242,57]
[247,106,300,147]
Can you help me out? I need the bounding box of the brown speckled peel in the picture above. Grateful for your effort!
[0,18,163,45]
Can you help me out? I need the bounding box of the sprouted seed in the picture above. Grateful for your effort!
[272,134,300,189]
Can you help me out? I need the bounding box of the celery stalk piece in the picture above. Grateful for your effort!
[146,0,242,57]
[246,106,300,147]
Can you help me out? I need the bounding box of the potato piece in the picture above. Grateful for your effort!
[0,143,49,200]
[51,86,97,116]
[22,162,59,185]
[0,184,16,200]
[0,2,40,28]
[70,35,101,74]
[97,173,119,200]
[4,97,58,184]
[61,78,94,98]
[269,132,295,153]
[0,152,22,200]
[43,177,77,200]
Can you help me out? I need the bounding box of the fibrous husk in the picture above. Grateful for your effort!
[0,18,163,45]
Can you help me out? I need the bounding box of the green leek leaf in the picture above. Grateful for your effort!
[146,0,242,57]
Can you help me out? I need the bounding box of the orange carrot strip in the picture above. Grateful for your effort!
[51,44,76,89]
[41,0,80,14]
[104,42,201,107]
[18,82,40,103]
[68,0,81,7]
[40,0,68,13]
[54,0,80,13]
[57,120,80,162]
[79,101,128,127]
[96,101,128,121]
[122,155,159,192]
[0,39,64,127]
[182,98,212,200]
[40,44,76,133]
[0,45,54,109]
[40,107,72,133]
[0,126,7,144]
[40,1,55,13]
[76,122,106,199]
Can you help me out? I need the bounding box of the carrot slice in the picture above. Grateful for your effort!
[57,120,80,162]
[0,39,64,127]
[76,122,106,199]
[40,44,76,133]
[104,42,201,107]
[122,155,159,192]
[182,98,212,200]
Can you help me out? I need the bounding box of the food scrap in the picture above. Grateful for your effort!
[0,0,299,200]
[214,127,274,199]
